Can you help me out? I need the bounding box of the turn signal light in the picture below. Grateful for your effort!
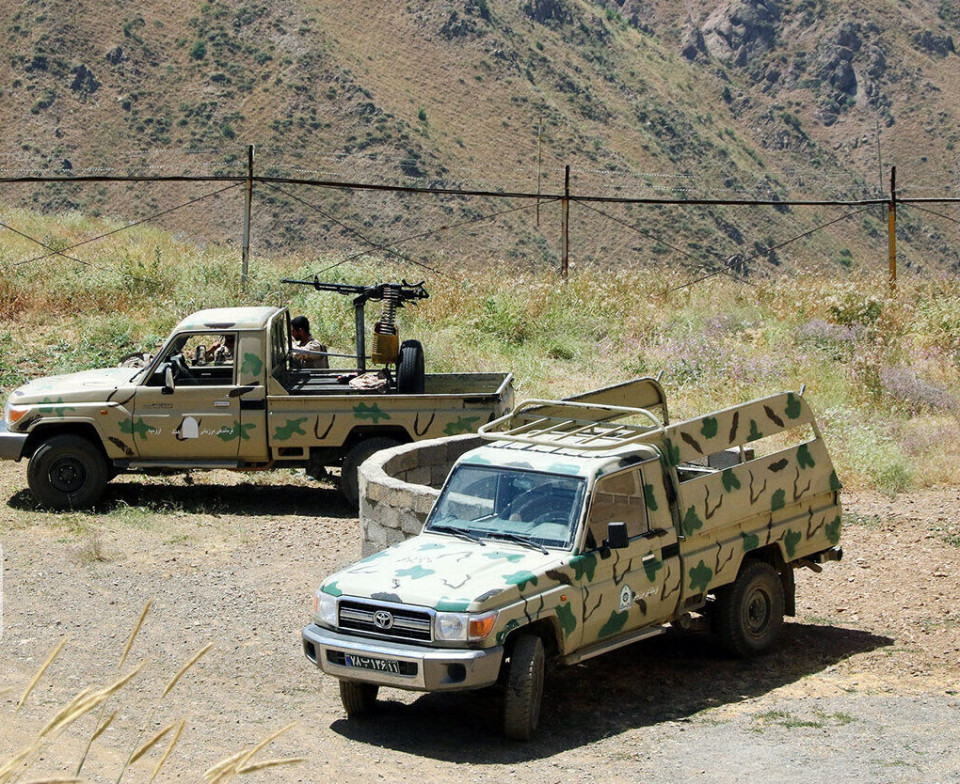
[468,613,497,640]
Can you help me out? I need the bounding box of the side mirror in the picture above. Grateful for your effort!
[603,521,629,550]
[162,365,175,395]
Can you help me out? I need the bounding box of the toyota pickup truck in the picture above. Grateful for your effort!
[0,304,513,509]
[301,377,843,739]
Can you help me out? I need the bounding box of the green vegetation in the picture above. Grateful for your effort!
[753,708,858,730]
[1,206,958,494]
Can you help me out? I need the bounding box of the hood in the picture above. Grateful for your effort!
[321,534,565,613]
[10,367,138,405]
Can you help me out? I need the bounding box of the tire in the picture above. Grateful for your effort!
[715,560,785,658]
[339,680,379,717]
[27,435,109,510]
[396,340,425,394]
[503,633,545,741]
[339,437,401,507]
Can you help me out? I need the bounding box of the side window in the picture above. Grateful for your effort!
[586,468,649,546]
[149,332,237,387]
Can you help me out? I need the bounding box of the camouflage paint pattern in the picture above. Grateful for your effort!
[5,305,512,470]
[654,391,841,601]
[305,380,841,699]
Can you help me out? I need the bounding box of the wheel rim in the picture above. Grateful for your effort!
[49,456,87,494]
[743,585,772,639]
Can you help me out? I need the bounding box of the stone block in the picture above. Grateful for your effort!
[413,488,440,516]
[400,509,425,536]
[431,464,451,487]
[375,502,401,530]
[386,448,420,474]
[406,465,432,486]
[366,520,387,546]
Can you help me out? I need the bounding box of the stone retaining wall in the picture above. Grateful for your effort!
[358,434,482,556]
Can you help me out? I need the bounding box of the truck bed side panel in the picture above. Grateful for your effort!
[265,383,510,455]
[675,441,841,598]
[662,391,815,467]
[662,392,841,603]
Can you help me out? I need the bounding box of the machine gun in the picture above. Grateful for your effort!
[282,278,429,381]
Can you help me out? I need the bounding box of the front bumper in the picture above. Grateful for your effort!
[0,421,27,461]
[302,623,504,692]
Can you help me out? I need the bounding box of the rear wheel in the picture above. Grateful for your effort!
[339,437,401,507]
[27,435,109,510]
[715,560,785,657]
[503,633,545,741]
[339,680,379,717]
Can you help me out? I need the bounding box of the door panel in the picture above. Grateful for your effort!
[131,331,243,461]
[578,462,680,646]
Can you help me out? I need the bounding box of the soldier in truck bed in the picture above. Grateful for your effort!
[290,315,329,369]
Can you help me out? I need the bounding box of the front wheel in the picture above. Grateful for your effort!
[714,560,785,658]
[339,680,379,717]
[27,435,109,510]
[503,633,545,741]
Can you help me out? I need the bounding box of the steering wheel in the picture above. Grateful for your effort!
[170,354,194,381]
[508,490,571,524]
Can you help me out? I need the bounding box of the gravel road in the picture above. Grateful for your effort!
[1,465,958,783]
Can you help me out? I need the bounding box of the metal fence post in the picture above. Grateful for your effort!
[241,144,255,287]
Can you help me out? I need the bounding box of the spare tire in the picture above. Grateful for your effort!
[396,339,425,394]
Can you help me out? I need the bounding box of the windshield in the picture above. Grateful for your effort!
[425,464,586,550]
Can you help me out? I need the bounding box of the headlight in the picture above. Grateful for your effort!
[315,591,338,627]
[434,610,498,642]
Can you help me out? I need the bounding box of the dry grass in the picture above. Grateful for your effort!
[0,205,958,496]
[0,603,302,784]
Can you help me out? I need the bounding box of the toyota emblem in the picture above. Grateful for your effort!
[373,610,394,630]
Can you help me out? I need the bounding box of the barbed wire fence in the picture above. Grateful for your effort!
[1,144,959,294]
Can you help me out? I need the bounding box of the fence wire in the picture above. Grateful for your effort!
[1,146,958,288]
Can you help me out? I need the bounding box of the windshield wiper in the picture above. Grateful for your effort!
[430,524,485,545]
[485,532,548,554]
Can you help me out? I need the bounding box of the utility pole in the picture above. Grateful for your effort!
[887,165,896,291]
[241,144,254,287]
[536,116,543,228]
[561,165,570,280]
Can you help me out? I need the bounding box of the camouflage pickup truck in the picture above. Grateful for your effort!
[301,377,843,739]
[0,305,513,509]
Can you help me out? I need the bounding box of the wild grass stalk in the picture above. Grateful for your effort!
[15,638,67,714]
[116,642,212,784]
[202,722,302,783]
[147,719,185,784]
[76,600,152,776]
[0,602,262,784]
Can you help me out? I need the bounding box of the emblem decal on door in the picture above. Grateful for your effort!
[619,584,634,611]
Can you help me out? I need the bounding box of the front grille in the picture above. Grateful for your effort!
[338,600,433,642]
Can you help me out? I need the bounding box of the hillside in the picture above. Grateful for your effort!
[1,0,960,275]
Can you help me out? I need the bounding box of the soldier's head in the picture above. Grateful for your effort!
[291,315,311,341]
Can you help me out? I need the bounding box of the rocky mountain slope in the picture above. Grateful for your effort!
[1,0,958,274]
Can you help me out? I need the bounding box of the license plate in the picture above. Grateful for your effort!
[344,654,402,674]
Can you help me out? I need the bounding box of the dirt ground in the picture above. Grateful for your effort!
[1,462,958,783]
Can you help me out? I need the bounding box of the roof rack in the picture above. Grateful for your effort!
[478,398,663,452]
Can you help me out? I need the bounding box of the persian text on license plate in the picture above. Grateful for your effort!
[344,654,402,674]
